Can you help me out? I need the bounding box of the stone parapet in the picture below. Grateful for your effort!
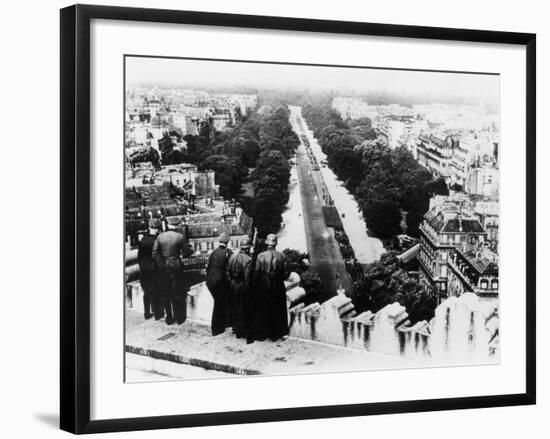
[289,292,499,364]
[126,280,499,364]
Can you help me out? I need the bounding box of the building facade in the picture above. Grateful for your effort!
[416,133,457,180]
[418,195,498,303]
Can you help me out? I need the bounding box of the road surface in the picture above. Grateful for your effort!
[277,165,307,253]
[290,106,385,265]
[290,115,354,296]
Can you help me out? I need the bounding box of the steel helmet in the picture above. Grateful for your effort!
[265,233,278,246]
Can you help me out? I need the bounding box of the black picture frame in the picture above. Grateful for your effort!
[60,4,536,434]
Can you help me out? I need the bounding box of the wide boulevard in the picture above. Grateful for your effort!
[289,110,354,296]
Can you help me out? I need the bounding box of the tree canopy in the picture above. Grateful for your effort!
[199,155,248,200]
[354,252,437,323]
[302,99,448,240]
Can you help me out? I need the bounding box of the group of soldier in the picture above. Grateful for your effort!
[137,216,290,344]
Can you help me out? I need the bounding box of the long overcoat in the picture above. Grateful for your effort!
[206,246,233,335]
[225,250,253,337]
[250,248,289,341]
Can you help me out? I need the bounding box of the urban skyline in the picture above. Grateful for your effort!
[126,56,499,108]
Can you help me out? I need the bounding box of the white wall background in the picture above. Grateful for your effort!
[0,0,546,437]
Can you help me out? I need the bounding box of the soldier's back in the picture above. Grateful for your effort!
[227,251,251,279]
[206,247,232,290]
[138,234,157,273]
[156,230,184,257]
[256,248,285,275]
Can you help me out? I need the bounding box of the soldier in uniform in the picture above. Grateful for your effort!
[152,216,191,325]
[249,233,290,342]
[225,237,253,339]
[206,232,233,336]
[137,218,162,320]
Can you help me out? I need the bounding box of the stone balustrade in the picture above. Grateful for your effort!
[288,291,499,364]
[126,273,499,364]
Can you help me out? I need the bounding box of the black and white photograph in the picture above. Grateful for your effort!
[124,56,501,381]
[0,0,543,436]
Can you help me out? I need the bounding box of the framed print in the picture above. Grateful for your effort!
[60,4,536,434]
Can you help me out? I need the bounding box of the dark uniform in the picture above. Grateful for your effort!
[250,244,289,341]
[226,249,253,338]
[152,228,191,324]
[137,233,160,319]
[206,240,232,336]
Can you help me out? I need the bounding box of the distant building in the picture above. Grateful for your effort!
[194,170,218,199]
[166,201,253,255]
[418,195,498,303]
[332,97,373,120]
[472,198,499,252]
[465,163,499,198]
[416,133,457,180]
[155,164,197,195]
[127,163,218,200]
[185,116,199,136]
[446,245,499,302]
[448,141,470,188]
[211,111,234,131]
[416,132,499,195]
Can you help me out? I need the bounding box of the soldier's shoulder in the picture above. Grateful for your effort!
[212,247,226,257]
[258,251,273,262]
[238,251,251,261]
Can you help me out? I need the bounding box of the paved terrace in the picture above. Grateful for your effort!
[125,310,419,379]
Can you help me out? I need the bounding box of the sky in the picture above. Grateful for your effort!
[125,56,499,105]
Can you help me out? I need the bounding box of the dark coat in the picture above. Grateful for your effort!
[250,247,289,341]
[152,229,192,323]
[138,234,158,274]
[152,229,186,269]
[137,234,159,292]
[226,250,253,337]
[206,246,233,335]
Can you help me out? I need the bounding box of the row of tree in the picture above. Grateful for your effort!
[302,101,448,240]
[301,98,447,322]
[247,106,299,237]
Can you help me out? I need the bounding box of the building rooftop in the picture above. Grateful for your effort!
[425,209,485,234]
[459,247,498,275]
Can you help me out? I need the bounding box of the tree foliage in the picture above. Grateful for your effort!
[128,147,160,167]
[302,100,449,241]
[247,106,299,238]
[354,252,437,323]
[199,155,248,200]
[300,271,331,305]
[282,249,309,275]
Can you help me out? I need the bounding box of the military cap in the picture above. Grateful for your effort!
[219,232,230,244]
